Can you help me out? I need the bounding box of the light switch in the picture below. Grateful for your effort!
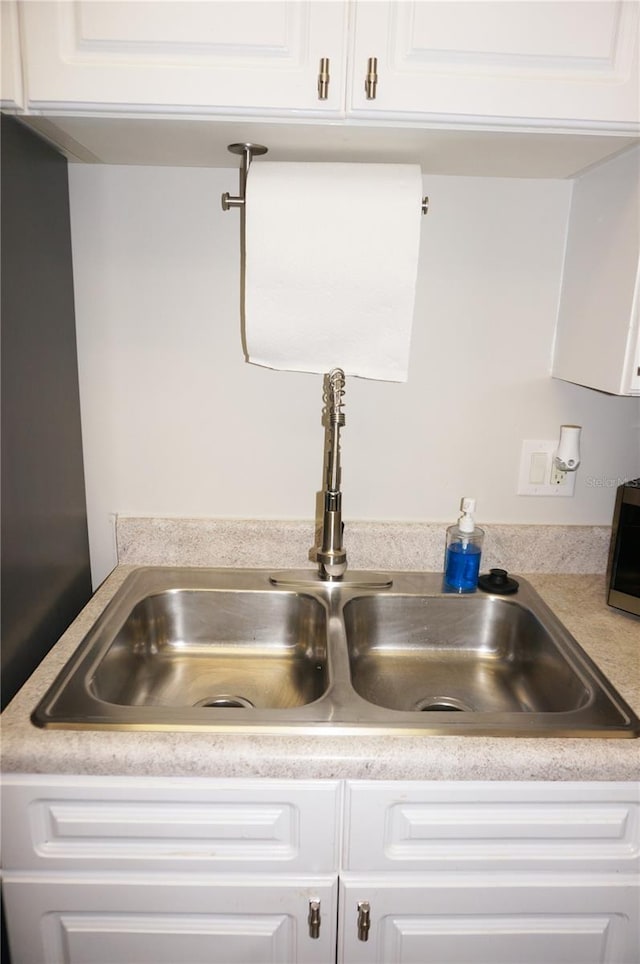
[529,451,548,485]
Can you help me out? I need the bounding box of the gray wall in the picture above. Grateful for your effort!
[1,115,92,710]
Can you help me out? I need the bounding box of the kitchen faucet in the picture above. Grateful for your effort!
[316,368,347,580]
[270,366,390,589]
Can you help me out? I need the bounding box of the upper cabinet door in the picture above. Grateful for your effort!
[552,146,640,396]
[349,0,640,128]
[19,1,348,116]
[1,1,25,110]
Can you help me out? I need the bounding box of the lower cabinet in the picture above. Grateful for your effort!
[4,876,337,964]
[1,776,341,964]
[2,777,638,964]
[338,780,639,964]
[338,877,637,964]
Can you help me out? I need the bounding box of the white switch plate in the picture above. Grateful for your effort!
[517,440,576,497]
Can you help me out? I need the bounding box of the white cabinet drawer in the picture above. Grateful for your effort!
[344,781,640,872]
[1,775,341,873]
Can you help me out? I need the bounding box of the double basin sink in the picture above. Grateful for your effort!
[33,567,639,737]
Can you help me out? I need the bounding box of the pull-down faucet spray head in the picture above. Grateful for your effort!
[317,368,347,581]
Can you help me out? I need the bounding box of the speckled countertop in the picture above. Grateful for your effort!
[2,564,639,783]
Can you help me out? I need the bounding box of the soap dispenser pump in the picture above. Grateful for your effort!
[444,497,484,593]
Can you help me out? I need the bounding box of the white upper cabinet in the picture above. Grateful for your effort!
[552,145,640,396]
[1,0,24,110]
[19,1,348,115]
[17,1,640,130]
[349,0,640,128]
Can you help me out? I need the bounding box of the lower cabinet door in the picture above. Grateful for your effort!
[338,876,639,964]
[4,875,337,964]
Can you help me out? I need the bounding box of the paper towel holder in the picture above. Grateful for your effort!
[221,142,269,211]
[221,142,429,214]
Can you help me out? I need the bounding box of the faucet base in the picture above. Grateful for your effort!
[269,570,393,589]
[318,561,348,581]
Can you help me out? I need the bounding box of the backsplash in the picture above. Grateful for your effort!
[116,517,612,575]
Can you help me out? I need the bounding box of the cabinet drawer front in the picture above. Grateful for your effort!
[345,781,640,872]
[2,776,340,873]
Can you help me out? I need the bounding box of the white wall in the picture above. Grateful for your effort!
[68,164,640,586]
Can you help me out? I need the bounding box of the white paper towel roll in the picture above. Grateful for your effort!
[244,162,423,382]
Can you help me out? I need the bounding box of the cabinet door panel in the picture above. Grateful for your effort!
[4,875,338,964]
[339,876,639,964]
[553,145,640,395]
[21,0,347,115]
[44,913,292,964]
[0,1,24,109]
[350,0,640,126]
[630,326,640,394]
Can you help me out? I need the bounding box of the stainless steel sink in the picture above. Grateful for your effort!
[32,567,640,737]
[344,595,590,714]
[91,590,328,710]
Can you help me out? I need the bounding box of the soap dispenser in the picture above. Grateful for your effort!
[444,497,484,593]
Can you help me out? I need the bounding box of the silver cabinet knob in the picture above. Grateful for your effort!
[365,57,378,99]
[357,900,371,941]
[308,899,321,939]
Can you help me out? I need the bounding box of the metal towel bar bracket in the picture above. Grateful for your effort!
[220,142,429,214]
[221,142,269,211]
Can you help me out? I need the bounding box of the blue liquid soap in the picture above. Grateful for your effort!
[443,497,484,593]
[444,541,482,593]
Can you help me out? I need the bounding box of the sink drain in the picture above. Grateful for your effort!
[414,697,473,712]
[194,695,255,709]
